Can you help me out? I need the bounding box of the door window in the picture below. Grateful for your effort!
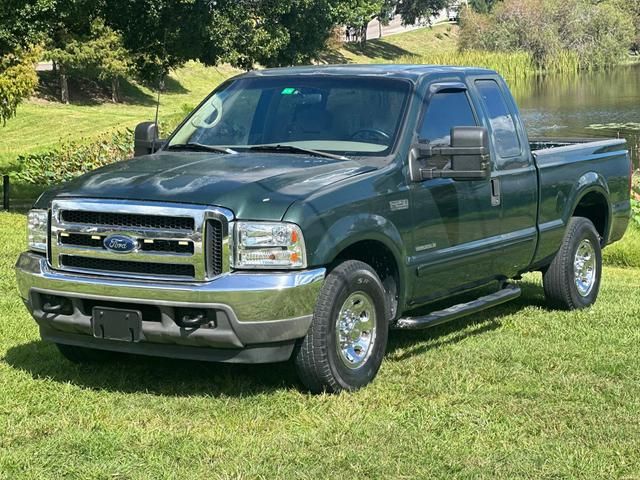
[419,91,477,145]
[475,80,521,158]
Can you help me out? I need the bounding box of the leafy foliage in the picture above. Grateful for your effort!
[47,19,131,101]
[14,129,132,185]
[632,170,640,228]
[459,0,635,69]
[0,47,40,124]
[395,0,450,25]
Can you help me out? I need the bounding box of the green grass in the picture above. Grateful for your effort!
[321,23,458,64]
[1,211,639,478]
[0,63,239,168]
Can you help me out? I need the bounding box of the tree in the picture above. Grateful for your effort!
[0,0,51,123]
[333,0,385,45]
[395,0,450,25]
[47,19,130,103]
[468,0,501,13]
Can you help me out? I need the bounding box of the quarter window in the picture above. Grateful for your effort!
[475,80,521,158]
[419,91,477,145]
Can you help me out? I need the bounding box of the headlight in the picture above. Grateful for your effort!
[232,221,306,269]
[27,209,48,253]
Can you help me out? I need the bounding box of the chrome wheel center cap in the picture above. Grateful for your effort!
[335,292,377,369]
[574,239,597,297]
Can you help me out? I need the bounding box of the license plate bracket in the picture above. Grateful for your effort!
[92,307,142,342]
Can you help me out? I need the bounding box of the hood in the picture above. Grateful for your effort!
[35,151,375,219]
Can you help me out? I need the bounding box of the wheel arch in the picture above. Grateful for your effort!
[570,186,611,244]
[311,214,408,320]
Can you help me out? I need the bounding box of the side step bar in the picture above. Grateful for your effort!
[394,284,521,330]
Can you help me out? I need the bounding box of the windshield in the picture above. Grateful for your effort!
[168,75,411,157]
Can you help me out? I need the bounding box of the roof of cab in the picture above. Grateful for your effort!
[238,64,497,82]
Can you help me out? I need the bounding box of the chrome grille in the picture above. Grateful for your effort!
[60,210,194,230]
[50,199,232,281]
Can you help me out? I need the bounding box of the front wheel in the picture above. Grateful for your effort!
[294,260,388,393]
[543,217,602,310]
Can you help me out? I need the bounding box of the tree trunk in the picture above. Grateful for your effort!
[360,23,368,47]
[111,77,120,103]
[378,18,382,39]
[60,72,69,104]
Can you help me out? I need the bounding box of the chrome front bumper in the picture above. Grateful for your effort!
[16,252,325,363]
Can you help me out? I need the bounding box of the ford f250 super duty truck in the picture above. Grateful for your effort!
[16,65,632,393]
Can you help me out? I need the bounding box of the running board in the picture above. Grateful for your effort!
[394,285,521,330]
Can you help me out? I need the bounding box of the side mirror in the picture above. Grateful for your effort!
[134,122,165,156]
[410,126,491,182]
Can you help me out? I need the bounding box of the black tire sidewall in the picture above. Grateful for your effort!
[324,266,388,391]
[565,219,602,308]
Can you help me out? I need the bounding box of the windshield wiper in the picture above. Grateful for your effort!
[166,143,237,154]
[247,144,348,161]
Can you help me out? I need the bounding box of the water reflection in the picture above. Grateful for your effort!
[510,64,640,167]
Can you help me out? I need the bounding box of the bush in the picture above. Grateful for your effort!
[459,0,635,70]
[0,46,41,124]
[14,129,133,185]
[632,170,640,228]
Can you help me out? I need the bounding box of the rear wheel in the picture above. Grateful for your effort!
[294,260,388,393]
[543,217,602,310]
[56,344,115,363]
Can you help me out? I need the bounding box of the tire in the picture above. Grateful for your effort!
[294,260,389,393]
[56,343,115,363]
[543,217,602,310]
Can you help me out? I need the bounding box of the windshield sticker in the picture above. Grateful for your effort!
[281,87,297,95]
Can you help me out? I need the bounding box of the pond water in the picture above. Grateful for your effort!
[513,63,640,168]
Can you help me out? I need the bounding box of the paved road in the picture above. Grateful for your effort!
[363,10,452,41]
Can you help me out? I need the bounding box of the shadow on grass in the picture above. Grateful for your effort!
[343,40,412,60]
[386,279,549,361]
[0,179,46,212]
[34,71,187,107]
[318,39,413,64]
[4,279,548,396]
[4,342,301,397]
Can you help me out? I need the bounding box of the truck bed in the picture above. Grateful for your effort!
[530,136,630,265]
[529,137,620,152]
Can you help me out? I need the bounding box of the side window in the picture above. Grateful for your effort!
[475,80,521,158]
[419,91,477,145]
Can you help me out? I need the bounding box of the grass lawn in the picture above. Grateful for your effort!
[1,211,639,478]
[0,24,457,170]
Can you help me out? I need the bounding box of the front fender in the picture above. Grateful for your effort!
[311,213,406,267]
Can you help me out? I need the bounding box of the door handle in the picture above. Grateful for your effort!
[491,178,501,207]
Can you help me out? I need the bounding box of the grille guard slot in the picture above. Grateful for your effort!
[49,199,232,282]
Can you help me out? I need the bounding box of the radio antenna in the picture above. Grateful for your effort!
[152,28,168,153]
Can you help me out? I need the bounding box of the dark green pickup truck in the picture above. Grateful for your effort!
[16,65,632,392]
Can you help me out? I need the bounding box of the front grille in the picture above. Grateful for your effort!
[61,255,195,277]
[60,233,194,254]
[61,233,103,248]
[51,200,230,281]
[206,219,224,276]
[140,239,194,254]
[60,210,194,231]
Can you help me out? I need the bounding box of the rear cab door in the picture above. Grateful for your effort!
[468,74,538,277]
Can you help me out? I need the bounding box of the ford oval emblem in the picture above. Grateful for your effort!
[103,234,137,254]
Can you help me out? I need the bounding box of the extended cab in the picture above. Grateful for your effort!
[16,66,632,392]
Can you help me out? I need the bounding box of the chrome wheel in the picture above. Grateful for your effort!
[574,239,597,297]
[335,291,377,369]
